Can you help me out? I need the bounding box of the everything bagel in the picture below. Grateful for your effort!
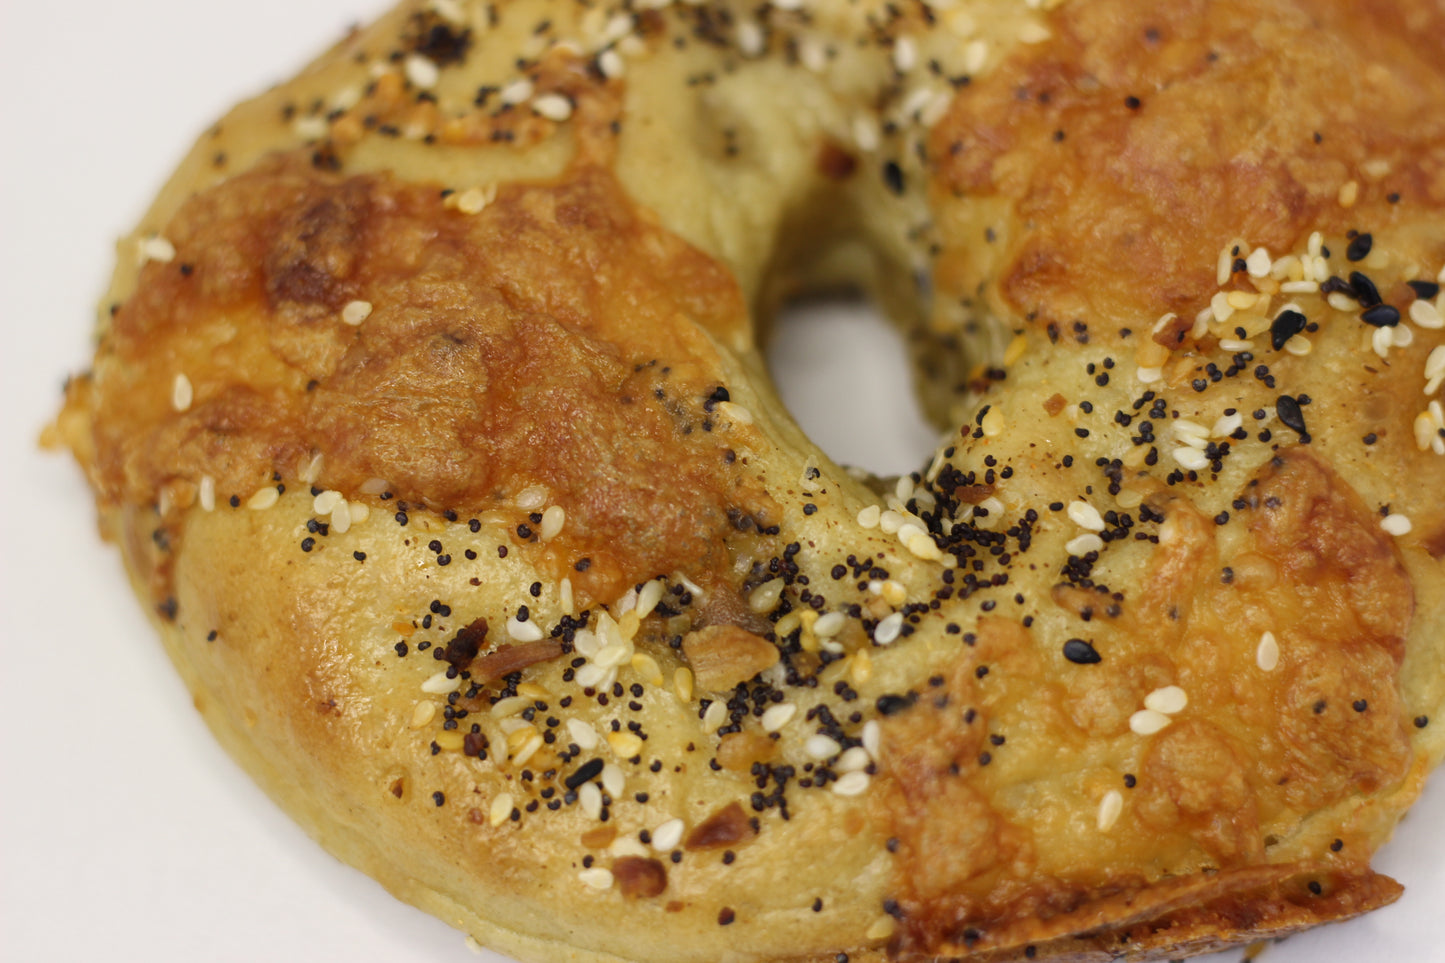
[53,0,1445,961]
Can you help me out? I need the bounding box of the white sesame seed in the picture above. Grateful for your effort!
[1284,335,1313,356]
[702,700,727,733]
[560,577,575,615]
[499,78,534,105]
[1372,325,1394,359]
[736,20,765,58]
[1392,325,1414,349]
[748,578,785,613]
[313,490,344,514]
[1245,247,1271,278]
[1257,631,1280,671]
[651,818,685,852]
[1065,533,1104,556]
[1136,366,1163,384]
[198,475,215,512]
[798,36,827,72]
[862,719,881,760]
[593,641,631,669]
[1173,447,1210,471]
[342,300,373,325]
[607,730,643,759]
[597,48,624,79]
[358,476,388,495]
[980,406,1006,437]
[961,39,988,74]
[1279,279,1320,294]
[760,703,797,733]
[905,531,943,561]
[532,93,573,122]
[515,484,548,510]
[889,36,918,74]
[489,792,514,827]
[1144,685,1188,715]
[805,734,843,759]
[1172,418,1210,441]
[1411,298,1444,330]
[813,611,846,637]
[601,763,626,799]
[137,234,176,265]
[1425,345,1445,385]
[579,782,603,820]
[1067,501,1106,532]
[410,700,436,729]
[836,746,871,773]
[506,617,544,643]
[490,696,530,718]
[540,505,565,540]
[170,373,193,412]
[247,486,280,510]
[330,499,353,534]
[1097,789,1123,831]
[771,0,804,10]
[577,867,614,890]
[566,718,599,751]
[831,771,870,796]
[404,54,440,89]
[1211,412,1243,437]
[852,114,880,152]
[1129,709,1172,735]
[1018,20,1051,43]
[1415,411,1437,450]
[1381,514,1413,536]
[421,670,460,694]
[873,612,904,645]
[636,579,665,619]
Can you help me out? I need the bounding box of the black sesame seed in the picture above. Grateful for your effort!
[1345,233,1372,262]
[432,791,445,806]
[1276,395,1308,436]
[1348,271,1382,307]
[1361,303,1400,327]
[882,160,905,196]
[1407,280,1441,300]
[1062,638,1101,664]
[1270,309,1307,350]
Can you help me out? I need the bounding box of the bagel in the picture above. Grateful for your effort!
[52,0,1445,960]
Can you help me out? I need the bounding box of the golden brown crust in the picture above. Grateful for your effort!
[56,0,1445,961]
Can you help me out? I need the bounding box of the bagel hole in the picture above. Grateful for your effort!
[766,295,940,480]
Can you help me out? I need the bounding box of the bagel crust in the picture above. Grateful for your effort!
[55,0,1445,961]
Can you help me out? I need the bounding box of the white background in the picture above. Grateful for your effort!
[0,2,1439,961]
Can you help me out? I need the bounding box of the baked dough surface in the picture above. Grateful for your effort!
[55,0,1445,960]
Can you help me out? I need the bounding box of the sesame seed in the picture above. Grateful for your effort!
[1380,514,1412,536]
[1065,533,1104,556]
[748,578,785,613]
[137,234,176,264]
[761,703,797,732]
[651,818,685,852]
[540,505,566,540]
[171,373,193,412]
[1096,790,1123,831]
[1257,631,1280,671]
[421,671,460,694]
[489,792,513,828]
[1066,501,1106,532]
[341,300,373,325]
[507,616,544,642]
[1129,708,1172,735]
[831,771,870,796]
[873,612,904,645]
[1143,686,1188,715]
[577,867,614,890]
[404,54,440,89]
[532,93,573,122]
[246,486,280,510]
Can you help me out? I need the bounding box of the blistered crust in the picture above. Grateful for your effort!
[57,0,1445,961]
